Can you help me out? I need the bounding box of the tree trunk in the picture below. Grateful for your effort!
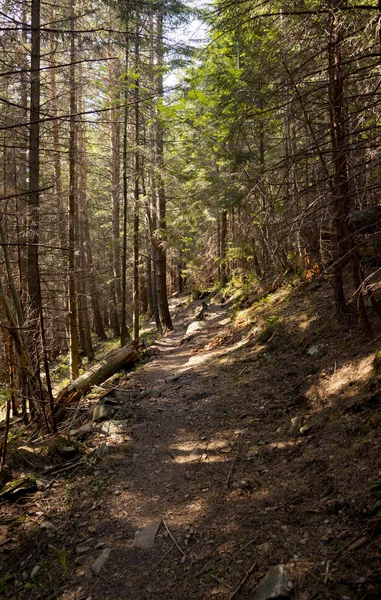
[155,9,172,330]
[120,26,131,346]
[133,24,140,341]
[220,209,228,285]
[68,0,80,378]
[55,341,139,415]
[328,6,370,333]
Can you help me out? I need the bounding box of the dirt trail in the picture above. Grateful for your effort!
[69,297,243,600]
[3,287,381,600]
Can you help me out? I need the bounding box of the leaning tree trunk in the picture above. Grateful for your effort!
[54,341,139,417]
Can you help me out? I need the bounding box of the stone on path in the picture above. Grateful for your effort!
[288,416,302,437]
[307,344,325,356]
[253,565,291,600]
[132,521,162,550]
[165,374,180,383]
[186,321,206,335]
[93,404,115,422]
[91,548,111,575]
[101,420,129,435]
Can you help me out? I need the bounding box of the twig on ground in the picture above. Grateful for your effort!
[151,543,176,570]
[211,574,233,590]
[17,449,38,468]
[228,561,257,600]
[324,559,330,584]
[44,457,85,476]
[163,520,188,559]
[227,441,240,488]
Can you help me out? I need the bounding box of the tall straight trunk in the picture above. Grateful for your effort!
[220,209,228,285]
[28,0,42,373]
[328,6,370,333]
[16,0,28,301]
[148,14,160,328]
[133,25,140,341]
[109,44,123,335]
[28,0,55,429]
[82,211,107,340]
[49,7,69,354]
[120,26,131,346]
[68,0,80,379]
[155,10,172,330]
[77,60,94,361]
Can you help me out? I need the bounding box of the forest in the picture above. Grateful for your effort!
[1,0,381,599]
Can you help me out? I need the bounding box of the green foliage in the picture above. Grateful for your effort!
[52,546,69,574]
[257,315,282,344]
[370,480,381,517]
[0,572,15,595]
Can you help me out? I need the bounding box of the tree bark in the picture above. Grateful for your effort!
[155,9,173,330]
[55,341,139,415]
[68,0,80,378]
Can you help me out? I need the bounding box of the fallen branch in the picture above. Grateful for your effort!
[228,561,257,600]
[163,520,188,559]
[54,341,139,419]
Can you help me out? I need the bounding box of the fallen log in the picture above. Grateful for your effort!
[54,341,139,419]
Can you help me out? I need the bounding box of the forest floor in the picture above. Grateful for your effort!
[1,276,381,600]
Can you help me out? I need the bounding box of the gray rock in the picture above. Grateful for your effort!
[30,565,40,579]
[76,546,91,555]
[101,397,118,406]
[257,542,271,554]
[132,521,162,549]
[92,443,110,458]
[253,565,290,600]
[59,446,78,458]
[93,404,115,421]
[101,420,129,435]
[40,521,57,530]
[300,423,313,435]
[115,390,130,401]
[307,344,325,356]
[91,548,111,575]
[141,388,161,398]
[77,422,93,434]
[165,375,180,383]
[186,321,206,335]
[289,416,302,437]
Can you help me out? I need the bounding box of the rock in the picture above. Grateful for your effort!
[132,521,162,549]
[76,546,91,555]
[92,443,110,458]
[165,375,180,383]
[115,389,131,401]
[101,397,118,406]
[30,565,40,579]
[0,477,37,501]
[307,344,325,356]
[186,321,206,335]
[289,416,302,437]
[40,521,57,531]
[257,542,271,554]
[253,565,291,600]
[91,548,111,575]
[36,478,49,491]
[93,404,115,422]
[59,446,78,458]
[300,423,313,435]
[101,420,129,435]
